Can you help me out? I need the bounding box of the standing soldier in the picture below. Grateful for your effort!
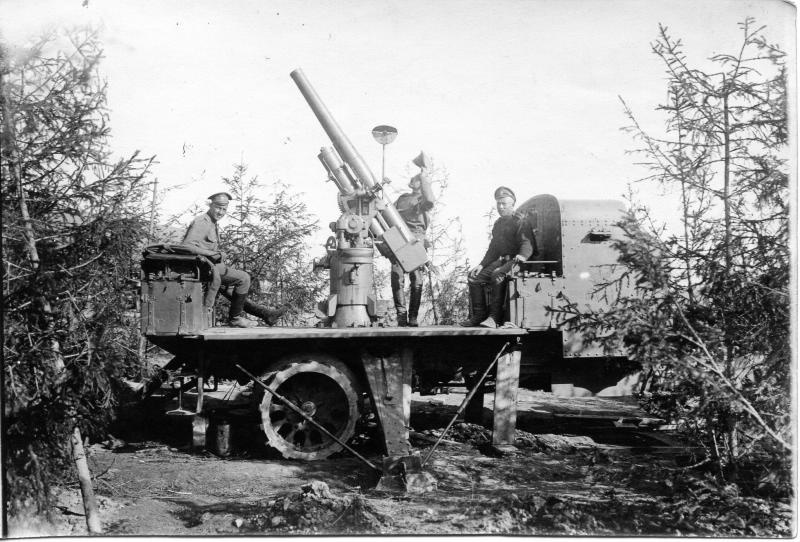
[182,192,255,328]
[391,152,436,327]
[461,186,534,328]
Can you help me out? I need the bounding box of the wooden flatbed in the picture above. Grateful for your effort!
[195,325,527,340]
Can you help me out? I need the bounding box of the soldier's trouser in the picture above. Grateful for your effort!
[391,231,427,318]
[391,261,424,316]
[468,259,512,322]
[205,264,251,309]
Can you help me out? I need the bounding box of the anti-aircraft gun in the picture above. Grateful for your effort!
[136,69,527,491]
[290,69,428,327]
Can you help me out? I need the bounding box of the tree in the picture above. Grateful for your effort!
[421,164,470,325]
[571,19,789,479]
[218,161,326,324]
[1,28,153,518]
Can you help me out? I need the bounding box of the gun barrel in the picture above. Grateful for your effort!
[291,69,377,189]
[291,68,415,243]
[318,147,357,195]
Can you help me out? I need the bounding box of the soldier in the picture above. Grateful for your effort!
[461,186,534,328]
[182,192,255,328]
[391,154,436,327]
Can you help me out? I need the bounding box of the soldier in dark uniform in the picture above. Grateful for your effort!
[182,192,255,328]
[461,186,534,328]
[391,156,436,327]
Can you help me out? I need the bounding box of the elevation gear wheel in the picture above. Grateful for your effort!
[258,354,361,460]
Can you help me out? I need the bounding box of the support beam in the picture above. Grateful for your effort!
[492,348,521,450]
[361,347,436,492]
[360,347,413,457]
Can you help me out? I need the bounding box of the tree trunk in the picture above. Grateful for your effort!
[721,85,739,460]
[70,427,102,534]
[427,265,439,325]
[674,103,694,303]
[2,80,40,270]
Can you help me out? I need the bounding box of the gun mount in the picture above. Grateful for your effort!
[291,69,428,327]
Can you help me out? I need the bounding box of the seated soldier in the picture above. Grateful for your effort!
[461,186,534,328]
[182,192,255,328]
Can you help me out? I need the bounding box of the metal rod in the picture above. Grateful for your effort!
[235,364,381,472]
[381,143,386,182]
[421,342,510,467]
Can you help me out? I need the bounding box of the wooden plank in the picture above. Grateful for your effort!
[198,325,527,341]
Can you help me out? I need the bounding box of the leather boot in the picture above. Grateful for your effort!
[460,282,488,327]
[229,293,255,328]
[391,266,406,324]
[408,286,423,327]
[480,281,506,328]
[218,290,288,326]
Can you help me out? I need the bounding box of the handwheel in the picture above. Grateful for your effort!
[258,354,361,460]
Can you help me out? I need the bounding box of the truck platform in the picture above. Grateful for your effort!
[146,324,527,490]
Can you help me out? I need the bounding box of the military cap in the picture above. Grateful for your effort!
[494,186,516,202]
[208,192,233,204]
[412,151,432,169]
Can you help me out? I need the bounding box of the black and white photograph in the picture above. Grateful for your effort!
[1,0,795,536]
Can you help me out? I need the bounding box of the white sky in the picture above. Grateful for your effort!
[1,0,796,265]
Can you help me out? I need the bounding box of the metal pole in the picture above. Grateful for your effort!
[421,342,510,467]
[381,143,386,182]
[235,364,381,472]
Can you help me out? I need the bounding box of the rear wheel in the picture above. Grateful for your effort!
[258,354,361,460]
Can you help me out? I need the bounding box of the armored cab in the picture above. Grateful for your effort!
[507,194,638,396]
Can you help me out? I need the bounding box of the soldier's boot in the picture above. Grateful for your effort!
[229,293,256,328]
[480,281,506,328]
[249,303,290,326]
[407,286,423,327]
[391,277,408,327]
[460,282,488,327]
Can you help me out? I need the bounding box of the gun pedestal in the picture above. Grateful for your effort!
[328,247,374,328]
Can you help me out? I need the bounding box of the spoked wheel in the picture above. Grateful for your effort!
[258,354,361,460]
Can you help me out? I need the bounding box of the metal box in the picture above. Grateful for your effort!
[509,194,632,358]
[141,252,212,335]
[382,226,429,273]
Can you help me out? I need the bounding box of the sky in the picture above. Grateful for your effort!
[1,0,796,266]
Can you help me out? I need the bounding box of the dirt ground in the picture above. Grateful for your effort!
[10,388,793,537]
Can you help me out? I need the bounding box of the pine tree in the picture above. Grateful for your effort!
[218,161,326,325]
[2,28,154,517]
[580,19,789,477]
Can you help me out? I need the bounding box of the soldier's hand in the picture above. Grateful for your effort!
[495,261,513,276]
[514,254,527,263]
[468,264,483,279]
